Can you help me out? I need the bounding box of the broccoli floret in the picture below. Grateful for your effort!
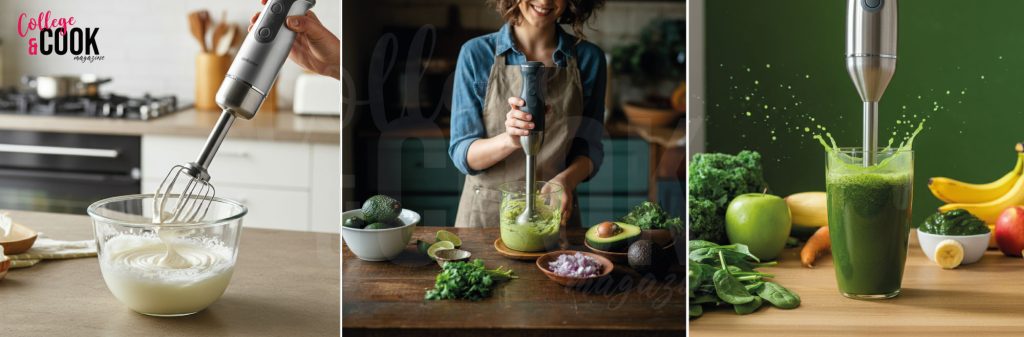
[688,197,725,243]
[688,150,768,244]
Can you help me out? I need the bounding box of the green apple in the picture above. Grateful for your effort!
[725,193,792,261]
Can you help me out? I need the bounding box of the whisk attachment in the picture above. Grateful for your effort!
[153,162,216,224]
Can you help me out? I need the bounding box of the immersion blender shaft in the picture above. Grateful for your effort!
[863,101,878,166]
[196,109,237,170]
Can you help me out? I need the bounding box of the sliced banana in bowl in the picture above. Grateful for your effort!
[934,239,965,269]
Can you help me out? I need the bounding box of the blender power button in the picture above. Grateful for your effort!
[258,27,272,38]
[271,2,283,13]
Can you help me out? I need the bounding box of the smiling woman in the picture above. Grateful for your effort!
[448,0,609,229]
[490,0,604,40]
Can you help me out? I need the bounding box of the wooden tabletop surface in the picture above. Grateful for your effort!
[0,210,340,337]
[690,229,1024,336]
[342,226,686,337]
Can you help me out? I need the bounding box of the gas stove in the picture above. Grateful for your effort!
[0,88,186,121]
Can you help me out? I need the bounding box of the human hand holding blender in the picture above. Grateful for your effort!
[249,0,340,80]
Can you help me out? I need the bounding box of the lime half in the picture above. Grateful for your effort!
[427,241,455,260]
[435,230,462,248]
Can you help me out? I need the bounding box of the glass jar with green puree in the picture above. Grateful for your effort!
[499,181,562,252]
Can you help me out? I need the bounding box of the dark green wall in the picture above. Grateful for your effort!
[705,0,1024,226]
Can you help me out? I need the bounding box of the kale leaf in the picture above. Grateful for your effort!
[688,151,768,244]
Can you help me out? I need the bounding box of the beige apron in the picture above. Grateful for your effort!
[454,43,584,228]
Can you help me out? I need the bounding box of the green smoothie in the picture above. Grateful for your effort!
[818,121,921,299]
[827,169,912,298]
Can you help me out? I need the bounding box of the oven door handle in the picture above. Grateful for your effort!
[0,167,138,183]
[0,144,120,158]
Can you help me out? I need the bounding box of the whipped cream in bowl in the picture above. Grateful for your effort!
[88,194,247,317]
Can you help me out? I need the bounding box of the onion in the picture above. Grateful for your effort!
[547,252,603,278]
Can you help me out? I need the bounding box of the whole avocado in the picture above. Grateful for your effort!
[364,222,389,230]
[362,195,402,223]
[628,240,655,273]
[343,217,366,229]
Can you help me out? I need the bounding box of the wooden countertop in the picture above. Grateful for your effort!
[342,226,685,337]
[0,210,340,337]
[690,229,1024,336]
[0,109,340,144]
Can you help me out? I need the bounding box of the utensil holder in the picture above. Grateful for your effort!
[195,53,232,111]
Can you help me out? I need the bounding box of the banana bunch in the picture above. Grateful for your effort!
[929,145,1024,225]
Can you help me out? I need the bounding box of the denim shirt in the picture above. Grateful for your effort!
[448,23,606,178]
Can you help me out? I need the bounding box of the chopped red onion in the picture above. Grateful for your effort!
[548,252,603,278]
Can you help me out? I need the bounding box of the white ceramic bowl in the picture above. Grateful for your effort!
[341,209,419,261]
[917,230,990,265]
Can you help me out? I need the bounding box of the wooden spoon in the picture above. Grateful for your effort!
[0,222,38,255]
[198,10,211,52]
[211,11,229,55]
[188,11,207,52]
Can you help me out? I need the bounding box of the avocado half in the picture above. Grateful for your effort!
[585,222,641,252]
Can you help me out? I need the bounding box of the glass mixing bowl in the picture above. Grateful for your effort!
[499,181,562,252]
[88,194,246,316]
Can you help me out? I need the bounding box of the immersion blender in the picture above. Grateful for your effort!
[516,62,547,225]
[845,0,897,166]
[154,0,316,223]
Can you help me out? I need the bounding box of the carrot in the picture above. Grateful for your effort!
[801,226,831,268]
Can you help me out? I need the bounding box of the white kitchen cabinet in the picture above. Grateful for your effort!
[310,143,340,233]
[142,135,338,232]
[141,136,310,189]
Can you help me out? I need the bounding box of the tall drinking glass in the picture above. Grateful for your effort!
[826,148,913,299]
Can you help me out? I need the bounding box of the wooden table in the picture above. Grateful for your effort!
[342,226,686,337]
[691,229,1024,336]
[0,210,340,337]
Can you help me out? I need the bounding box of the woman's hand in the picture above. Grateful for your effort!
[504,97,536,149]
[249,1,340,80]
[544,175,575,226]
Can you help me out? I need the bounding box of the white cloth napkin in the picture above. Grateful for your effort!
[7,235,97,269]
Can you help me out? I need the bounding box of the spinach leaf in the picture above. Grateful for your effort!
[689,240,720,252]
[757,282,801,309]
[692,293,720,305]
[733,296,762,315]
[690,303,704,317]
[712,252,756,305]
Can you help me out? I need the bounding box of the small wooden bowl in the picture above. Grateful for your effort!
[584,241,629,264]
[623,102,682,127]
[1,222,38,255]
[0,257,10,281]
[434,249,471,267]
[536,250,613,288]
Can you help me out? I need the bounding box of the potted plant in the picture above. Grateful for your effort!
[610,19,686,126]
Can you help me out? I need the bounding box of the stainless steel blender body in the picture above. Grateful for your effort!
[217,0,316,120]
[203,0,316,171]
[517,62,547,224]
[845,0,896,165]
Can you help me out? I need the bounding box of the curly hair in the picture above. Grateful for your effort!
[489,0,606,42]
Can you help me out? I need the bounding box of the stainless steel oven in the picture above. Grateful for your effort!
[0,130,140,214]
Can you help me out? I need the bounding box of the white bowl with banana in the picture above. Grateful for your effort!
[917,209,992,269]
